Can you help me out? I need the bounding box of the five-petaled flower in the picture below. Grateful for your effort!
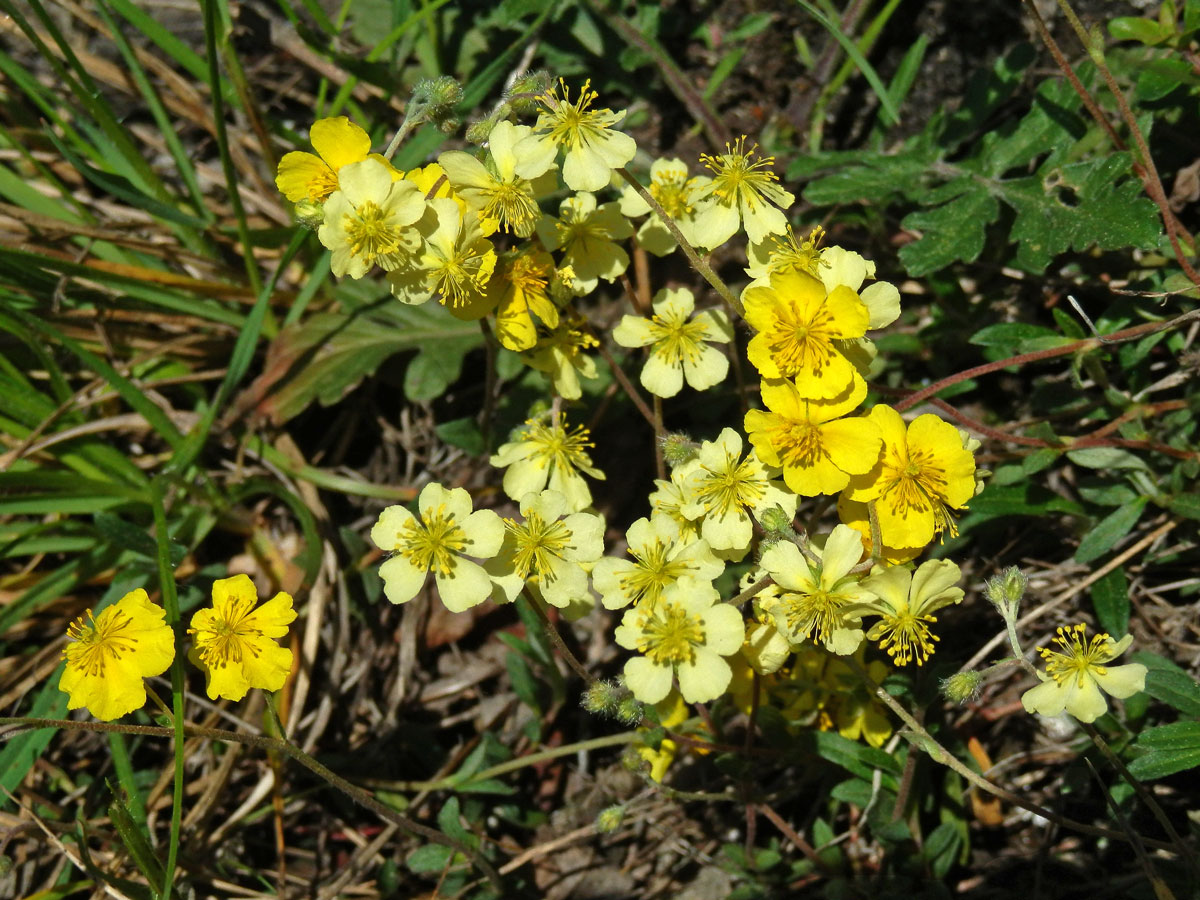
[276,116,388,203]
[490,417,606,512]
[188,575,296,702]
[592,514,723,611]
[318,158,425,278]
[371,483,505,612]
[691,136,794,249]
[615,576,745,704]
[612,287,733,398]
[59,589,175,721]
[852,560,964,666]
[1021,623,1147,723]
[514,79,637,192]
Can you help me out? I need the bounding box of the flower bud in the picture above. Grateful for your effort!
[595,805,624,834]
[941,670,984,705]
[757,505,794,536]
[985,566,1027,620]
[659,432,696,469]
[294,198,325,230]
[507,71,553,113]
[582,679,621,716]
[615,696,643,725]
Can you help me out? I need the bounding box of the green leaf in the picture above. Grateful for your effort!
[1108,16,1171,44]
[1090,566,1130,637]
[898,186,999,277]
[435,418,486,455]
[1066,447,1148,471]
[1167,493,1200,521]
[0,672,68,809]
[404,337,476,403]
[239,300,481,424]
[811,731,901,784]
[922,822,961,880]
[959,483,1084,521]
[1129,722,1200,780]
[1005,154,1162,272]
[969,322,1063,355]
[406,843,457,874]
[1075,497,1147,563]
[1133,651,1200,716]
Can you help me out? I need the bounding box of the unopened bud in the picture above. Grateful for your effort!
[985,566,1027,620]
[464,117,495,145]
[582,679,621,716]
[941,670,984,705]
[615,696,643,725]
[758,505,794,536]
[294,198,325,230]
[659,432,696,469]
[507,71,553,113]
[595,805,624,834]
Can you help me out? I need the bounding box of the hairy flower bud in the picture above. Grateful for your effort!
[582,679,622,716]
[659,431,697,469]
[941,670,984,705]
[294,198,325,230]
[985,566,1027,620]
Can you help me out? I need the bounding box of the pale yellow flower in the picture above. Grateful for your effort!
[1022,624,1147,723]
[618,157,709,255]
[489,417,605,512]
[535,192,633,294]
[388,199,497,319]
[691,137,794,249]
[318,158,424,278]
[592,514,723,611]
[514,79,636,192]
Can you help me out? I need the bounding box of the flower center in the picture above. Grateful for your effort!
[506,511,573,581]
[65,609,139,676]
[620,539,690,607]
[647,312,708,367]
[695,450,764,518]
[397,504,468,576]
[649,174,697,219]
[344,200,404,265]
[700,136,780,209]
[522,419,597,478]
[484,182,540,237]
[781,587,844,645]
[1040,623,1114,687]
[769,418,826,468]
[636,600,705,665]
[874,610,937,666]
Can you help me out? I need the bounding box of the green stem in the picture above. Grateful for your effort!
[616,168,742,316]
[150,480,184,900]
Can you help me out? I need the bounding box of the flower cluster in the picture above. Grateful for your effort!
[271,80,1147,783]
[59,576,296,720]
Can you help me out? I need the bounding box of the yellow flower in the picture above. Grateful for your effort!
[487,249,560,352]
[514,79,637,192]
[187,575,296,702]
[648,467,702,544]
[817,245,900,331]
[615,576,745,704]
[388,199,497,319]
[59,589,175,721]
[758,525,873,655]
[275,116,390,203]
[1022,624,1147,723]
[612,287,733,398]
[742,268,870,398]
[617,157,709,255]
[485,490,605,608]
[536,192,633,294]
[677,426,797,561]
[744,379,882,497]
[844,405,977,554]
[521,314,600,401]
[318,158,425,278]
[371,483,505,612]
[691,136,794,249]
[489,417,605,512]
[439,121,554,237]
[855,560,964,666]
[592,514,724,611]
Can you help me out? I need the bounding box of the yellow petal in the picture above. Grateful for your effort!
[275,151,337,202]
[310,116,371,170]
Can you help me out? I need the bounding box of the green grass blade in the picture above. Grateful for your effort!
[795,0,900,123]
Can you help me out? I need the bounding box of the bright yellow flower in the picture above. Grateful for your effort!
[536,192,633,294]
[514,79,637,192]
[844,405,977,554]
[487,249,560,352]
[318,158,425,278]
[854,560,963,666]
[615,576,745,704]
[489,417,605,512]
[612,287,733,398]
[744,379,881,497]
[188,575,296,702]
[742,268,870,398]
[275,117,392,203]
[592,514,724,611]
[371,483,505,612]
[1022,624,1147,723]
[691,136,794,249]
[59,589,175,721]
